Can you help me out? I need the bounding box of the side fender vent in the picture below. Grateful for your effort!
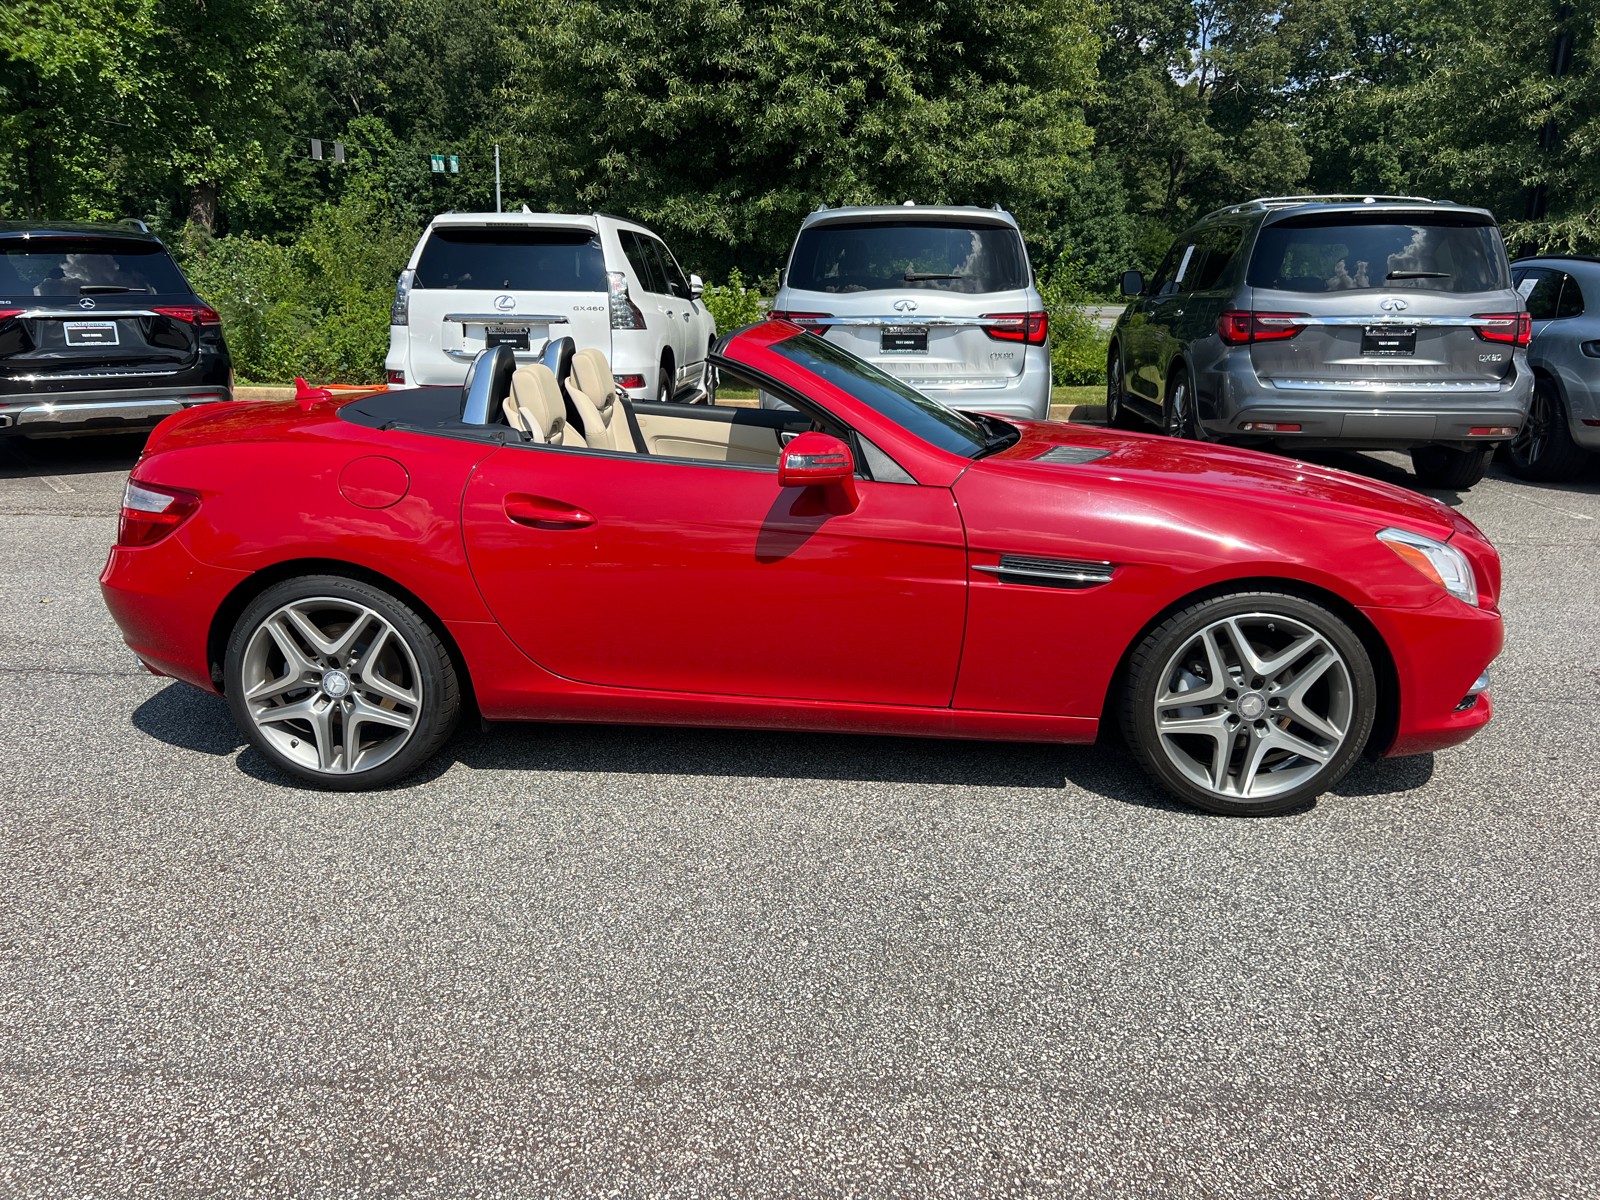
[973,554,1115,589]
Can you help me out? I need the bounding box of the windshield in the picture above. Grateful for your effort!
[788,220,1029,295]
[768,333,990,457]
[0,239,190,298]
[1247,215,1510,294]
[415,227,607,291]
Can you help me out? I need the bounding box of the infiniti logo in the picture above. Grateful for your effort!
[78,296,96,310]
[493,294,516,311]
[892,298,919,313]
[1379,298,1409,312]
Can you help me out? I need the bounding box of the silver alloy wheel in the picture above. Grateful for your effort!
[1151,612,1354,800]
[1508,386,1550,466]
[239,596,423,775]
[1164,374,1187,437]
[1107,355,1123,424]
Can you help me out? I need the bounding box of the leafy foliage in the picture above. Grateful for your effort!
[699,268,769,334]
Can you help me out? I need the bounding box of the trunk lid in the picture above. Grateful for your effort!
[0,299,202,386]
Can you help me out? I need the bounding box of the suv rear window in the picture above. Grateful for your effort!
[0,238,190,299]
[415,227,606,291]
[788,220,1028,294]
[1247,214,1509,294]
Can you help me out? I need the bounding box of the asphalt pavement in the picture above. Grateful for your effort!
[0,428,1596,1198]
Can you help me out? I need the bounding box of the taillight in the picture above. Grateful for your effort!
[1217,311,1308,344]
[608,272,647,330]
[152,305,221,326]
[386,369,406,385]
[118,479,200,547]
[981,312,1049,344]
[0,308,22,322]
[1473,313,1531,346]
[390,268,413,326]
[769,310,833,333]
[613,373,647,390]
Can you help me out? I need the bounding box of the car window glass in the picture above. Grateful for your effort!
[0,239,190,298]
[649,238,691,300]
[1556,273,1585,319]
[1524,270,1563,320]
[618,230,664,293]
[414,227,606,291]
[787,220,1029,294]
[1148,242,1183,297]
[1192,226,1244,291]
[768,333,989,457]
[1246,216,1509,293]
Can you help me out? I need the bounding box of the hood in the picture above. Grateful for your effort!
[979,421,1480,543]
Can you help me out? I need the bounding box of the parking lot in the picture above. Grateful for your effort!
[1,429,1597,1197]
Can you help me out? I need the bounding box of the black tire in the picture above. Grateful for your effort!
[657,366,674,405]
[1411,444,1493,489]
[1106,348,1136,429]
[699,350,718,405]
[224,574,460,790]
[1506,378,1591,481]
[1120,591,1377,816]
[1162,361,1201,439]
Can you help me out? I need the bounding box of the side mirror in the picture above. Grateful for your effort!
[1120,269,1145,298]
[689,273,704,300]
[778,430,854,489]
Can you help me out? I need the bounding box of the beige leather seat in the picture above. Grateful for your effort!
[568,348,637,453]
[504,365,586,447]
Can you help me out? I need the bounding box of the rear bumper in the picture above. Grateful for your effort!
[1362,598,1503,758]
[759,346,1052,420]
[0,384,232,437]
[1204,355,1534,448]
[100,534,248,693]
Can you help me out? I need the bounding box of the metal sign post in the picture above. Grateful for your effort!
[495,145,502,213]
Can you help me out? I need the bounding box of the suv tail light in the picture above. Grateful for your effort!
[769,311,833,333]
[981,312,1049,344]
[390,269,414,327]
[609,272,647,329]
[0,308,22,322]
[613,373,647,390]
[386,369,406,385]
[1473,313,1532,346]
[1218,311,1309,344]
[118,480,200,547]
[152,305,221,326]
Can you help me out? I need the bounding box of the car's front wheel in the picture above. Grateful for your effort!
[224,575,460,789]
[1121,591,1377,816]
[1506,378,1590,481]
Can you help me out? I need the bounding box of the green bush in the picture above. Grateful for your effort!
[699,267,769,334]
[179,194,414,384]
[1036,253,1111,386]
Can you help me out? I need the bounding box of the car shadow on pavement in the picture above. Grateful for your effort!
[0,431,146,478]
[132,681,246,756]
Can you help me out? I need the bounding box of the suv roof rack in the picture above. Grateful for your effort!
[1243,194,1439,210]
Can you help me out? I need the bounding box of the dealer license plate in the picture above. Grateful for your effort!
[64,321,119,347]
[1362,326,1416,355]
[485,330,530,351]
[881,325,928,353]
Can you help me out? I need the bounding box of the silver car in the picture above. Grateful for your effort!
[1108,195,1534,490]
[1505,255,1600,480]
[764,204,1051,420]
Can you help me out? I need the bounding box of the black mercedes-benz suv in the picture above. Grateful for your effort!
[0,221,232,439]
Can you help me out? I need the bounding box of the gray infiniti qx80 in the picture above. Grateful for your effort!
[1106,195,1533,489]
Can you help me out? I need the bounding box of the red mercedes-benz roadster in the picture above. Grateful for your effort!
[101,320,1502,814]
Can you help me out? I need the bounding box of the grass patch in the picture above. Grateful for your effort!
[1052,385,1105,407]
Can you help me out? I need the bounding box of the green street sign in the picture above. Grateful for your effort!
[430,154,445,173]
[449,155,460,174]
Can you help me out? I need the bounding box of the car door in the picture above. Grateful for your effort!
[645,236,698,390]
[1125,240,1190,405]
[459,442,969,706]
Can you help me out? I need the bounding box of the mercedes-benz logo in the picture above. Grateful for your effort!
[892,298,919,312]
[321,669,352,699]
[1379,298,1409,312]
[493,294,516,312]
[78,297,96,310]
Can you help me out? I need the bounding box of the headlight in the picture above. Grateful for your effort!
[1376,527,1478,606]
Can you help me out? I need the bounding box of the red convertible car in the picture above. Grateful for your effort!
[101,320,1502,815]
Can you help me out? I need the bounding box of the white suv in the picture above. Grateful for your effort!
[766,204,1051,419]
[386,211,718,404]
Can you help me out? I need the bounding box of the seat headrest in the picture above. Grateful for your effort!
[510,364,571,441]
[571,348,617,409]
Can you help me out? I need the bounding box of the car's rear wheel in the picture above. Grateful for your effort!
[1163,363,1201,439]
[1121,592,1376,816]
[225,575,460,790]
[657,366,674,405]
[1506,378,1590,481]
[1411,444,1493,489]
[1106,349,1135,429]
[699,351,718,405]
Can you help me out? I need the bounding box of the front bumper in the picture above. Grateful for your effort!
[0,384,232,437]
[1362,597,1503,758]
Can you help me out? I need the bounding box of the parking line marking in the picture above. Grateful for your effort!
[39,475,75,494]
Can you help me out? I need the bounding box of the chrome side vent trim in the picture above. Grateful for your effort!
[1033,445,1111,465]
[972,554,1115,589]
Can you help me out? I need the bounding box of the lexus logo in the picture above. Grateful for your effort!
[893,298,919,312]
[493,294,516,311]
[78,297,96,310]
[1379,298,1409,312]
